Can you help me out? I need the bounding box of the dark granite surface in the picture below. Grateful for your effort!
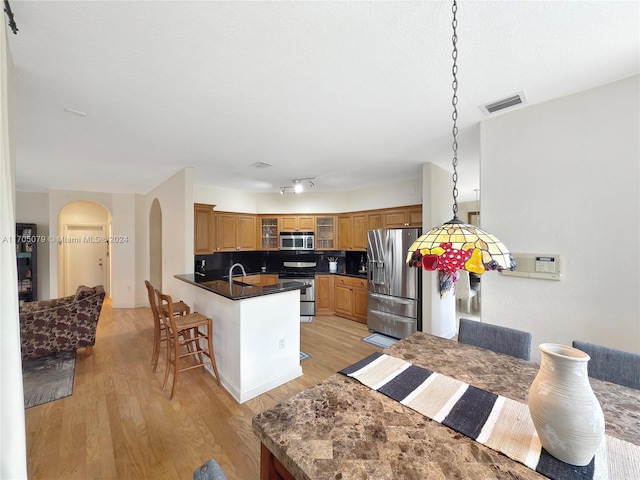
[253,332,640,480]
[174,274,310,301]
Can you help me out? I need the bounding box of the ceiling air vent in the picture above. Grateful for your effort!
[251,162,272,169]
[480,92,527,116]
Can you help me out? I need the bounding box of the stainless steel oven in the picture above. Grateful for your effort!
[280,261,316,316]
[279,232,314,251]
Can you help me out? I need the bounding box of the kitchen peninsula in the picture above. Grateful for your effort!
[175,273,310,403]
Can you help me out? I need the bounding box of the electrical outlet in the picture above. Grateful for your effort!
[278,337,285,349]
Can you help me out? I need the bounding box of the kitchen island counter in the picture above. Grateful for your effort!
[175,273,310,300]
[175,274,304,404]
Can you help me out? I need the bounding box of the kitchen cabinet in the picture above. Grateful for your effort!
[194,203,217,254]
[315,216,337,250]
[352,213,367,251]
[337,215,352,250]
[315,274,334,314]
[238,274,279,286]
[216,213,257,251]
[383,205,422,228]
[260,274,279,286]
[279,215,315,232]
[334,275,368,324]
[338,214,366,251]
[239,274,261,285]
[259,216,279,250]
[367,212,383,231]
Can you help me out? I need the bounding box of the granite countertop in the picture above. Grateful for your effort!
[321,271,368,279]
[174,274,310,301]
[252,332,640,480]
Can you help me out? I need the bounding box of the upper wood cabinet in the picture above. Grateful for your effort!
[279,215,315,232]
[367,212,383,232]
[315,216,337,250]
[194,203,216,254]
[216,213,257,251]
[352,213,367,251]
[195,204,421,254]
[383,205,422,228]
[337,214,366,251]
[337,215,352,250]
[259,216,279,250]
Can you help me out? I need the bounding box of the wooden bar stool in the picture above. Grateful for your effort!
[156,290,220,399]
[145,280,190,372]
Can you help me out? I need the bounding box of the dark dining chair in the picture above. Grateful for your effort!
[572,340,640,390]
[193,458,227,480]
[458,318,532,361]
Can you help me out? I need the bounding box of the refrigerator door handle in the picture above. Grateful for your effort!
[370,260,385,285]
[368,292,417,305]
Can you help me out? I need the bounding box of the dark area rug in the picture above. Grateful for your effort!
[22,351,76,409]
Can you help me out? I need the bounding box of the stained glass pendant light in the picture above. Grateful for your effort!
[407,0,515,276]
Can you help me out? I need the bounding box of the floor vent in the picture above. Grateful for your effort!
[480,92,527,115]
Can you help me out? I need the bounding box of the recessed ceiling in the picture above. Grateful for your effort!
[6,1,639,202]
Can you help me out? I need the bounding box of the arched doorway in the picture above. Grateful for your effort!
[58,200,111,297]
[149,198,162,289]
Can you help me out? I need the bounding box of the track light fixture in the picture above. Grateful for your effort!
[279,177,315,195]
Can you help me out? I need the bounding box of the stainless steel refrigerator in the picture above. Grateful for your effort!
[367,228,422,339]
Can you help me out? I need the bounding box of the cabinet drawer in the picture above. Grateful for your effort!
[335,275,367,289]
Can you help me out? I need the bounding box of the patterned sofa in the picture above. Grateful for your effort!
[20,285,106,360]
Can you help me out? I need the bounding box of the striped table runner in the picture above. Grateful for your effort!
[339,352,640,480]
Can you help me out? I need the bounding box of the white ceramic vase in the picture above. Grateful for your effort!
[528,343,605,466]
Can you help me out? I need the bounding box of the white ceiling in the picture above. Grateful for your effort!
[7,1,639,202]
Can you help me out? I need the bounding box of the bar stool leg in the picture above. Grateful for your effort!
[207,319,220,385]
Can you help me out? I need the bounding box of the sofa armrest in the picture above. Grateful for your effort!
[20,295,75,313]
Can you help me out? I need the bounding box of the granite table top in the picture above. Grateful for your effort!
[252,332,640,480]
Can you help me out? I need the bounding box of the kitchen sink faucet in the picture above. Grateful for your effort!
[229,263,247,283]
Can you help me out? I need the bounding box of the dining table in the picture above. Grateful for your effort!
[252,332,640,480]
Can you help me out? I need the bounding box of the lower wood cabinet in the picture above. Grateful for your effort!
[353,286,368,323]
[315,274,334,315]
[240,274,279,286]
[260,274,279,286]
[334,275,367,324]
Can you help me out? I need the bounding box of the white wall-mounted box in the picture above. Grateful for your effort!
[502,253,563,280]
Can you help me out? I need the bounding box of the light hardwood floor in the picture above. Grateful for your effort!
[25,299,381,479]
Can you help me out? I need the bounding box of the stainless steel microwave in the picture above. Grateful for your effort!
[279,232,315,251]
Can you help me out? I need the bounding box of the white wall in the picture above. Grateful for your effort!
[110,194,137,307]
[481,75,640,362]
[48,190,138,307]
[134,193,148,307]
[421,163,456,338]
[194,178,422,214]
[140,168,194,306]
[194,185,258,213]
[1,20,27,478]
[15,191,50,299]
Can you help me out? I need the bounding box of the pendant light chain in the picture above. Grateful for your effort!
[451,0,459,219]
[406,0,514,275]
